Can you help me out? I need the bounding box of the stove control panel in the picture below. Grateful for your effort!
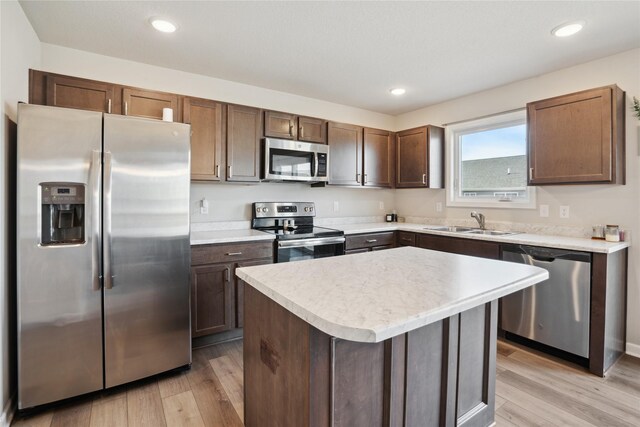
[253,202,315,218]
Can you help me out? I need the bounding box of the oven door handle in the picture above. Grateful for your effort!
[314,152,319,178]
[277,236,345,249]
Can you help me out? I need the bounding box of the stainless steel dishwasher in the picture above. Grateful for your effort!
[500,244,591,358]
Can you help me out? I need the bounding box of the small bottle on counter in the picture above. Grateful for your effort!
[591,224,605,240]
[605,225,620,242]
[385,213,394,222]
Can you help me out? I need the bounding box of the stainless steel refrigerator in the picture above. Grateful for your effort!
[17,104,191,410]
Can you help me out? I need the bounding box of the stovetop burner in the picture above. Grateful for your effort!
[251,202,343,241]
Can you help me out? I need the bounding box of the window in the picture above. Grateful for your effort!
[446,110,535,209]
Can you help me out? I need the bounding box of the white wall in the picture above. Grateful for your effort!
[395,48,640,353]
[0,1,41,424]
[40,44,394,131]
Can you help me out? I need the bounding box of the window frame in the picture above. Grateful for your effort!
[445,109,536,209]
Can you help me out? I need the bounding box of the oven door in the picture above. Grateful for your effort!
[276,236,345,263]
[263,138,328,182]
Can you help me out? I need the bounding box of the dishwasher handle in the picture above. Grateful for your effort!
[502,244,591,263]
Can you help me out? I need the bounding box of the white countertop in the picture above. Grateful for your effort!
[338,222,629,254]
[189,221,629,253]
[237,246,548,343]
[190,229,274,245]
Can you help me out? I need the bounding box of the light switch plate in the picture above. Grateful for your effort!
[333,201,339,212]
[436,202,443,213]
[559,205,570,218]
[539,204,549,217]
[379,201,384,210]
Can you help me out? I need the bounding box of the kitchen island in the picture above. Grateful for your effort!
[236,247,548,427]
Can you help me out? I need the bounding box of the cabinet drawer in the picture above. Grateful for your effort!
[192,241,273,265]
[397,231,416,246]
[346,232,395,250]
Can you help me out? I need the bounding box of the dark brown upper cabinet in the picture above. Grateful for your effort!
[264,110,328,144]
[264,110,297,139]
[527,85,625,185]
[328,124,394,188]
[227,104,263,182]
[363,128,394,188]
[122,87,180,121]
[184,97,225,181]
[38,72,117,114]
[328,121,363,186]
[396,125,444,188]
[297,115,327,144]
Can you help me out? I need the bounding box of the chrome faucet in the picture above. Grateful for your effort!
[470,211,486,230]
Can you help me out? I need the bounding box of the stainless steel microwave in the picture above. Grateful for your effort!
[262,138,329,183]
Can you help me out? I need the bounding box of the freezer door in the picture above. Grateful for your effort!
[17,104,103,409]
[103,114,191,387]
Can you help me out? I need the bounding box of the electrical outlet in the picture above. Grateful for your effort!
[539,204,549,217]
[379,201,384,210]
[333,201,339,212]
[436,202,443,213]
[559,205,570,219]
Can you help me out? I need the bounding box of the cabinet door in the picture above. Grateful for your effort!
[396,127,427,188]
[364,128,394,188]
[236,258,273,328]
[264,110,297,140]
[298,116,327,144]
[328,122,363,186]
[45,74,115,113]
[184,97,224,181]
[191,263,235,337]
[227,104,262,182]
[417,234,499,259]
[122,88,179,121]
[397,231,416,247]
[528,86,621,185]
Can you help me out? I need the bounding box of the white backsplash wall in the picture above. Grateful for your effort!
[191,182,395,223]
[395,48,640,354]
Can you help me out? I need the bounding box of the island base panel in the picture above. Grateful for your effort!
[244,285,498,427]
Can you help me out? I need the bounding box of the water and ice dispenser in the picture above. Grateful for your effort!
[40,183,86,245]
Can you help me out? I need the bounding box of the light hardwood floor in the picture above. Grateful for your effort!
[12,339,640,426]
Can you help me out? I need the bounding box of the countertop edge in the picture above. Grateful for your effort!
[236,265,549,343]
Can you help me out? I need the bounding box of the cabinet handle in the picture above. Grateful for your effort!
[215,165,220,178]
[365,239,377,243]
[107,99,112,114]
[300,126,304,139]
[124,101,128,116]
[422,173,427,185]
[226,252,243,256]
[529,167,533,181]
[228,165,233,178]
[224,268,230,282]
[356,173,361,183]
[289,122,294,137]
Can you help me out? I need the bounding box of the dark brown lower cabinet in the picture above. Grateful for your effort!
[345,232,395,254]
[396,231,416,247]
[418,234,500,259]
[191,263,234,337]
[244,285,498,427]
[191,241,273,338]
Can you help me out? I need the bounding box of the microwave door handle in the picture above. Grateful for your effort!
[314,152,319,178]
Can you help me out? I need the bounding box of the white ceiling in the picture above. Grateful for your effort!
[19,1,640,115]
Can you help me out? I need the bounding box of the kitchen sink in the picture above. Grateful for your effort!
[464,229,520,236]
[425,226,520,236]
[427,226,475,232]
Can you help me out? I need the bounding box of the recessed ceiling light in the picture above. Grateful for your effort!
[551,21,585,37]
[150,18,177,33]
[390,88,406,96]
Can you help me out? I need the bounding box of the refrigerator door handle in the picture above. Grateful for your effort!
[104,151,114,289]
[90,150,102,291]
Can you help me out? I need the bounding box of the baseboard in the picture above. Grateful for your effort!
[626,342,640,359]
[0,394,15,427]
